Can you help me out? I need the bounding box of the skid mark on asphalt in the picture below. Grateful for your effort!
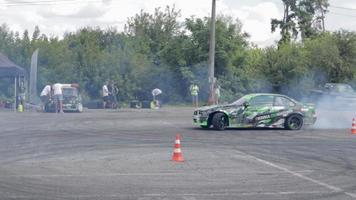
[0,170,318,178]
[0,173,180,178]
[0,191,339,199]
[233,149,356,199]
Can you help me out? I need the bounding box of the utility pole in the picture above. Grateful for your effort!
[207,0,216,105]
[318,0,326,32]
[29,49,39,105]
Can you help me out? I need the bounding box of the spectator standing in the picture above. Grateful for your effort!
[52,83,63,113]
[109,81,118,109]
[151,88,162,109]
[18,81,26,112]
[40,85,52,112]
[214,84,221,105]
[102,82,110,109]
[189,82,199,108]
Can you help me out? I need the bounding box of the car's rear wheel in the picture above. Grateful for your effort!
[77,104,83,113]
[285,114,303,130]
[212,113,228,130]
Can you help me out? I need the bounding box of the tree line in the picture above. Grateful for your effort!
[0,2,356,105]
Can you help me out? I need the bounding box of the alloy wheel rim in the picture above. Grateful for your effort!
[219,116,226,128]
[289,117,301,129]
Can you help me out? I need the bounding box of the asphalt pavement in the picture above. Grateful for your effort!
[0,107,356,200]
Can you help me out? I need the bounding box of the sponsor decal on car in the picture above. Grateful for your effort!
[255,114,271,121]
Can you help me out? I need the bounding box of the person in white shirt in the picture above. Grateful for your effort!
[151,88,162,109]
[214,84,221,105]
[40,85,52,111]
[52,83,63,113]
[102,82,110,109]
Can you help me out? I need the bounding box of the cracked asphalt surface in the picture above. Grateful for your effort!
[0,107,356,200]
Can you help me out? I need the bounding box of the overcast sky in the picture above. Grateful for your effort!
[1,0,356,47]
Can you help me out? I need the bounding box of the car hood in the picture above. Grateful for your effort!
[196,104,239,113]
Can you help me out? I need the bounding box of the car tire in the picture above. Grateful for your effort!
[77,104,83,113]
[212,113,228,130]
[200,125,209,129]
[285,114,303,130]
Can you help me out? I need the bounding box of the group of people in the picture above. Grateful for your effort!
[13,79,221,112]
[102,81,118,109]
[40,83,64,113]
[102,80,221,110]
[39,80,218,112]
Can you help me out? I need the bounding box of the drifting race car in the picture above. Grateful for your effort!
[45,84,83,113]
[193,93,316,130]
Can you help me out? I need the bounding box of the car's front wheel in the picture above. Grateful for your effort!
[285,114,303,130]
[212,113,228,130]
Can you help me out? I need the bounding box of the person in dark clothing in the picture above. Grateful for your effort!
[108,81,118,109]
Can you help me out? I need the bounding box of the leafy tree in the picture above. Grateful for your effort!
[271,0,298,45]
[272,0,329,44]
[125,5,181,59]
[304,33,342,85]
[296,0,329,40]
[1,4,355,105]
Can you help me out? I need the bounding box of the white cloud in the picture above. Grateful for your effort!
[22,11,44,24]
[8,23,22,34]
[1,0,282,47]
[0,5,5,10]
[0,0,355,47]
[325,0,356,33]
[218,2,282,46]
[172,0,212,18]
[47,4,83,16]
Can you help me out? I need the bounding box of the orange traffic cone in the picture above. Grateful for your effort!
[352,118,356,135]
[172,134,184,162]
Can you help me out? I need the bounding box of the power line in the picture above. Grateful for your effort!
[262,1,356,19]
[267,1,356,12]
[328,11,356,18]
[330,5,356,11]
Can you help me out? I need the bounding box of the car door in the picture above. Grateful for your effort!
[271,96,295,113]
[268,96,296,125]
[240,95,274,125]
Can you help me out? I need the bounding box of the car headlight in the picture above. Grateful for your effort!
[199,111,208,117]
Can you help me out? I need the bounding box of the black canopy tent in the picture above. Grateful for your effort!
[0,53,26,111]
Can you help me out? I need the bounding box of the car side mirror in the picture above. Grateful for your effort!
[243,102,250,108]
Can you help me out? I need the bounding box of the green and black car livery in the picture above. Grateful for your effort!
[193,93,317,130]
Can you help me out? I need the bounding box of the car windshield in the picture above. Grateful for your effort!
[63,88,78,97]
[230,97,247,106]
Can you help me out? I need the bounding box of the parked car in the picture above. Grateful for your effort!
[45,84,83,113]
[193,93,316,130]
[309,83,356,109]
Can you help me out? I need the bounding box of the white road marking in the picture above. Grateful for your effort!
[0,173,179,178]
[234,150,356,199]
[143,191,333,196]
